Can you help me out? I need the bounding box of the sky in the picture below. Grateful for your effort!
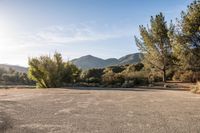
[0,0,193,66]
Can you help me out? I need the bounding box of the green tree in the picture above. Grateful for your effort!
[107,66,125,73]
[80,68,104,83]
[28,52,80,88]
[63,62,81,83]
[0,68,6,81]
[135,13,174,82]
[172,0,200,72]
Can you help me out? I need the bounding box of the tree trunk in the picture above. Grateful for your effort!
[163,69,166,83]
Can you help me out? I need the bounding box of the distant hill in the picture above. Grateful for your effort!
[71,53,143,70]
[0,64,28,73]
[71,55,119,70]
[0,53,143,72]
[118,53,143,65]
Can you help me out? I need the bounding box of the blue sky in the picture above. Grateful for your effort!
[0,0,192,66]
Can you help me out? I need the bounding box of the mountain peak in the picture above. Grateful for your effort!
[71,53,143,70]
[83,55,94,58]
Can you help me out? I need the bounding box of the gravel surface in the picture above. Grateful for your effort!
[0,87,200,133]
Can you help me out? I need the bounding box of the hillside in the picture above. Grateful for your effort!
[71,53,143,70]
[71,55,119,70]
[0,64,28,73]
[118,53,143,65]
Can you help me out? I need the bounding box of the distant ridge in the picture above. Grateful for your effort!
[0,64,28,73]
[0,53,143,71]
[71,53,143,70]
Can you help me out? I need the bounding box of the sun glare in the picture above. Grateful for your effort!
[0,20,17,49]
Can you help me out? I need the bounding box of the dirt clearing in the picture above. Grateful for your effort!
[0,88,200,133]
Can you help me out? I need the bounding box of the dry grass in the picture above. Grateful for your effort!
[191,81,200,94]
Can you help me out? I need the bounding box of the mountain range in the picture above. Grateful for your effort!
[0,53,143,72]
[0,64,28,73]
[71,53,143,70]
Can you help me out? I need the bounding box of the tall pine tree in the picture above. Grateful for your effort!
[135,13,174,82]
[172,0,200,72]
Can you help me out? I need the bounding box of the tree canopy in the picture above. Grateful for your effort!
[171,0,200,71]
[135,13,174,82]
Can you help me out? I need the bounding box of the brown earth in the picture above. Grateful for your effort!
[0,86,200,133]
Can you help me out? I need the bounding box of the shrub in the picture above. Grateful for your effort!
[28,52,80,88]
[122,71,149,86]
[172,71,198,82]
[0,71,33,85]
[191,82,200,94]
[173,71,194,82]
[122,80,135,88]
[134,63,144,71]
[133,77,149,85]
[107,66,125,73]
[180,71,193,82]
[148,70,163,82]
[102,71,125,86]
[172,71,182,81]
[80,68,104,84]
[88,77,100,83]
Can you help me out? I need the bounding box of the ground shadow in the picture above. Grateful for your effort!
[63,86,188,92]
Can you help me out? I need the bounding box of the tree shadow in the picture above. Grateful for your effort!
[63,86,188,92]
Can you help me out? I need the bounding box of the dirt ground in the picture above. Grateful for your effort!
[0,87,200,133]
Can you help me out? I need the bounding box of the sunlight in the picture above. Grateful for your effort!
[0,21,11,44]
[0,21,9,45]
[0,20,17,49]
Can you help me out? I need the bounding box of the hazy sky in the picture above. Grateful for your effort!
[0,0,192,66]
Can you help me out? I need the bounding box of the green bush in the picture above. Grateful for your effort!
[107,66,125,73]
[80,64,149,87]
[28,52,81,88]
[0,68,34,85]
[122,70,149,86]
[80,68,104,83]
[133,77,149,85]
[102,71,125,86]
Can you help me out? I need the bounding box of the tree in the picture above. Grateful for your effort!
[135,13,174,82]
[0,67,33,85]
[0,68,6,81]
[63,62,81,83]
[28,52,80,88]
[107,66,125,73]
[172,0,200,72]
[80,68,104,83]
